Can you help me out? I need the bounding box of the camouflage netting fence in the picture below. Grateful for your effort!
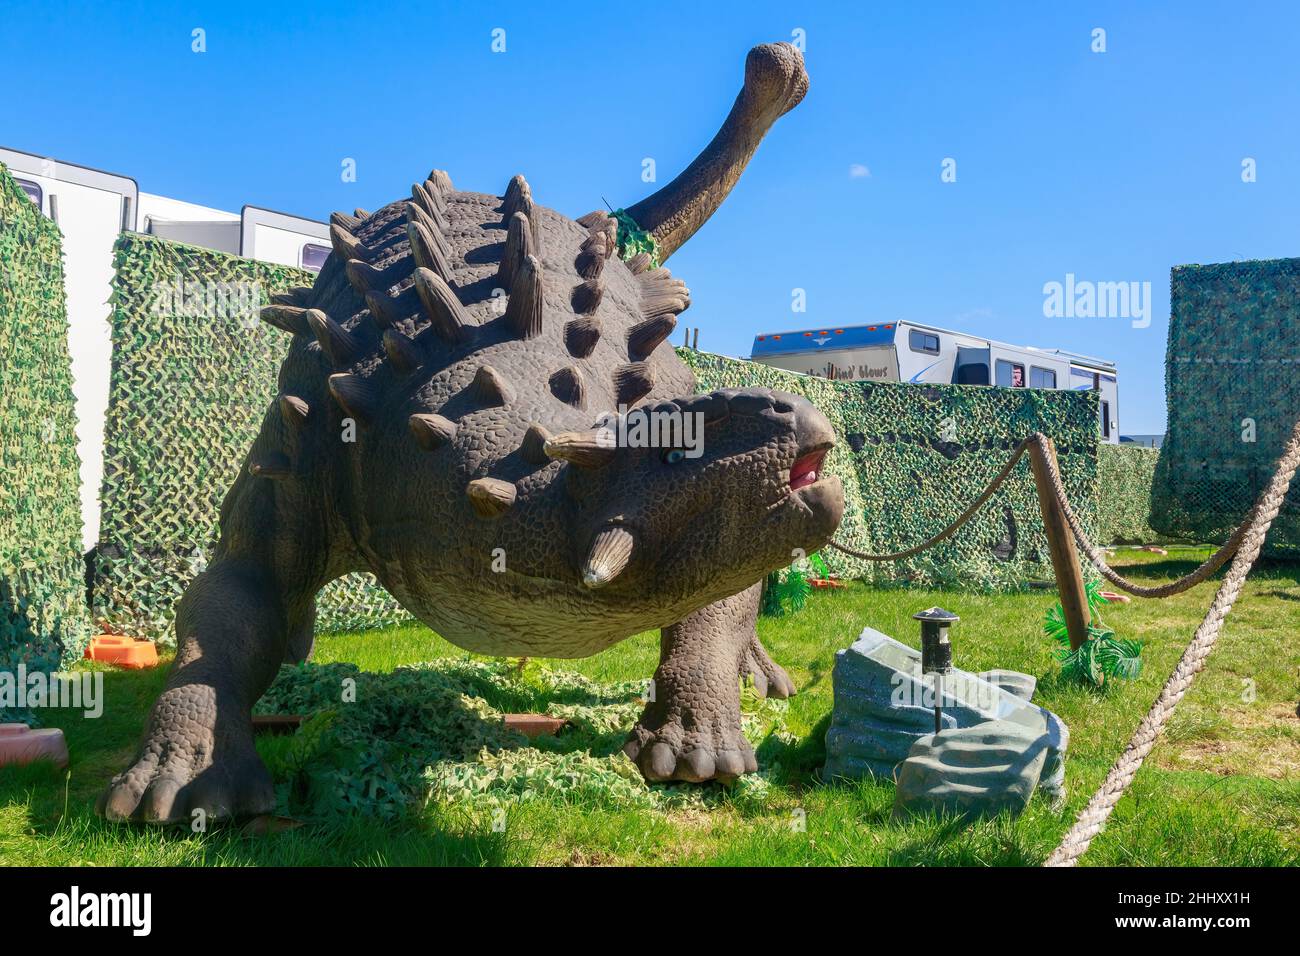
[1151,258,1300,552]
[683,351,1100,590]
[93,233,410,643]
[0,163,93,721]
[1096,444,1162,545]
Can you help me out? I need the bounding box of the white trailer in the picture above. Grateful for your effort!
[750,320,1120,442]
[238,206,331,271]
[1,145,330,550]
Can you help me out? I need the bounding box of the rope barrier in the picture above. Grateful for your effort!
[1027,433,1247,598]
[1044,418,1300,866]
[827,432,1249,597]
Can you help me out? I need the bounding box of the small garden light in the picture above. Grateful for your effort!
[913,607,959,734]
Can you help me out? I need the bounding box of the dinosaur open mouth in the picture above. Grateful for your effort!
[790,448,828,491]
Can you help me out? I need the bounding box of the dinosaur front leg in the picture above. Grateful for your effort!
[625,581,793,783]
[99,559,298,824]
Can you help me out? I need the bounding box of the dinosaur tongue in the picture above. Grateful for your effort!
[790,449,826,491]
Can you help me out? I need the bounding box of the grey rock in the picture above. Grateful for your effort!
[977,669,1037,702]
[823,627,1068,800]
[893,718,1048,820]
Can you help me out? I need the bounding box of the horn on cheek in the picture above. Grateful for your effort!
[582,526,637,588]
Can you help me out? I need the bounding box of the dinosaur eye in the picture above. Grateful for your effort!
[661,448,687,465]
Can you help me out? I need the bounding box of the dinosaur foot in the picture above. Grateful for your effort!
[624,715,758,784]
[98,685,273,825]
[741,637,796,699]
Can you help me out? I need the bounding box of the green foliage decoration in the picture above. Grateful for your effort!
[761,558,814,617]
[0,163,93,722]
[611,209,659,269]
[253,657,788,820]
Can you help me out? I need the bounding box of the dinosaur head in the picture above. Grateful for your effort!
[546,387,843,609]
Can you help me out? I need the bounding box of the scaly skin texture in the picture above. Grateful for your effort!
[102,42,843,823]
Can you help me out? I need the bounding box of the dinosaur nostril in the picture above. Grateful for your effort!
[726,390,775,414]
[773,399,794,414]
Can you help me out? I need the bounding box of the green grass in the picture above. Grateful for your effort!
[2,546,1297,866]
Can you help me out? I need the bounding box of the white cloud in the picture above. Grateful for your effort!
[848,163,871,179]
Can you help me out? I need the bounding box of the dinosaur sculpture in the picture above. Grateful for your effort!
[101,42,843,823]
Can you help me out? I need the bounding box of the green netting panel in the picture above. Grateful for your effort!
[681,350,1099,590]
[93,233,411,643]
[1151,259,1300,551]
[1096,444,1163,545]
[0,163,93,722]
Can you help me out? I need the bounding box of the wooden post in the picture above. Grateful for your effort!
[1028,436,1090,651]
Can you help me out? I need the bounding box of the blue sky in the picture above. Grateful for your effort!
[5,1,1298,434]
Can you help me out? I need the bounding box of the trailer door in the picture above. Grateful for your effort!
[954,346,990,384]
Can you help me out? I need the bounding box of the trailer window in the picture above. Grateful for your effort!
[15,178,42,209]
[300,243,330,271]
[1100,400,1111,439]
[995,360,1025,387]
[1029,366,1056,389]
[909,329,940,354]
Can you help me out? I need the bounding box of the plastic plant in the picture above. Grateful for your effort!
[760,555,817,617]
[807,551,831,581]
[610,208,660,269]
[1046,578,1142,687]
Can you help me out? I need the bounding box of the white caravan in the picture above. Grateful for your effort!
[750,320,1120,443]
[1,145,330,550]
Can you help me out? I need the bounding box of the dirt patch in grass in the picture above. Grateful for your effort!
[1158,702,1300,779]
[563,847,616,866]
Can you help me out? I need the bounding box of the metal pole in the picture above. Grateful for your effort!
[933,673,942,734]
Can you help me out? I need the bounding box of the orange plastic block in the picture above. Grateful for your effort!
[0,723,69,768]
[83,635,159,669]
[503,714,567,739]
